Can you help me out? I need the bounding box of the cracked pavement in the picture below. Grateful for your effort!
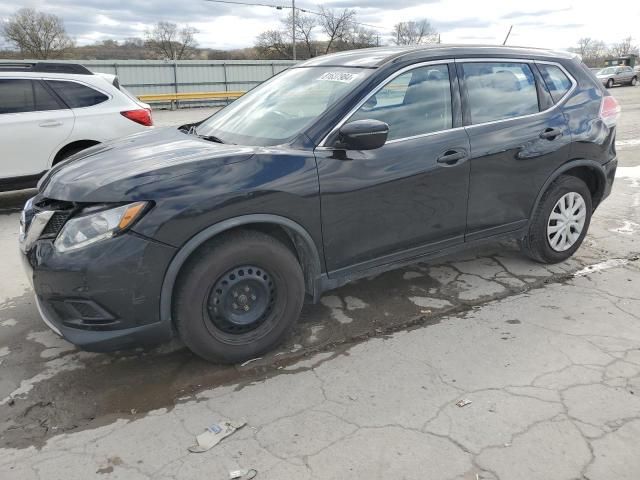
[0,86,639,479]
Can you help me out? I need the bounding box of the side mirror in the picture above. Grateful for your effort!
[336,119,389,150]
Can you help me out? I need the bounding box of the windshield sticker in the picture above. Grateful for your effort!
[318,72,360,83]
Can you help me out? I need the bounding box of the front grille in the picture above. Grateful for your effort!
[41,211,72,237]
[29,198,77,240]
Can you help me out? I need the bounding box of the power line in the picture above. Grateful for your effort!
[202,0,387,31]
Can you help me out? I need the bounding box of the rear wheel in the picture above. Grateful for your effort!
[174,230,305,363]
[520,175,592,264]
[631,76,638,86]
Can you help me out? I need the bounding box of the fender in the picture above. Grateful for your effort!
[159,214,323,329]
[529,159,607,221]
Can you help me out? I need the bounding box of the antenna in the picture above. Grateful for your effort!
[503,25,513,46]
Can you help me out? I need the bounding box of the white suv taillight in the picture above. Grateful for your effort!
[121,108,153,127]
[599,95,621,128]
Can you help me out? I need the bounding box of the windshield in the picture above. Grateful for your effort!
[196,66,371,146]
[598,67,616,75]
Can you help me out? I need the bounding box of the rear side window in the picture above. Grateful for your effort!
[462,62,539,124]
[33,81,66,111]
[537,64,572,103]
[349,64,452,141]
[47,80,109,108]
[0,79,64,114]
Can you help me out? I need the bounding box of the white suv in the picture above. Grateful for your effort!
[0,62,153,191]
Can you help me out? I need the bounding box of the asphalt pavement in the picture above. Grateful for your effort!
[1,85,639,480]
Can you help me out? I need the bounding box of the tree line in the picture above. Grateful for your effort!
[569,37,639,67]
[0,7,437,61]
[1,7,637,66]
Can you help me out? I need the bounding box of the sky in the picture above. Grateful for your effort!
[1,0,638,51]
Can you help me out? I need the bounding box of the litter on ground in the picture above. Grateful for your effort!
[188,419,247,453]
[230,468,258,479]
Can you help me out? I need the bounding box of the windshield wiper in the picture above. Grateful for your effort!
[186,125,226,144]
[198,134,226,144]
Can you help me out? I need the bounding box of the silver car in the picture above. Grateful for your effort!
[596,66,638,88]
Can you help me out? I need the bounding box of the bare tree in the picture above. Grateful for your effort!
[572,37,608,66]
[255,30,292,59]
[1,8,74,59]
[282,11,317,58]
[145,21,199,60]
[318,7,355,54]
[392,19,438,45]
[576,37,593,58]
[610,36,638,57]
[342,25,378,49]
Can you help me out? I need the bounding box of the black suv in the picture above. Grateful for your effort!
[20,46,620,363]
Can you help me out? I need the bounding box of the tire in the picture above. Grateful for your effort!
[606,79,614,88]
[519,175,593,264]
[631,76,638,86]
[174,230,305,363]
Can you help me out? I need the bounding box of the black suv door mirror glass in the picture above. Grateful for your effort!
[336,119,389,150]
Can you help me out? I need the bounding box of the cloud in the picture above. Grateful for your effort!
[432,18,493,32]
[321,0,438,8]
[1,0,274,43]
[501,7,571,19]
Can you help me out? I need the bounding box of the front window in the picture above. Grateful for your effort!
[196,67,371,146]
[348,64,452,141]
[598,67,616,75]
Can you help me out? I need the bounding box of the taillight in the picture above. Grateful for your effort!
[121,108,153,127]
[599,95,621,128]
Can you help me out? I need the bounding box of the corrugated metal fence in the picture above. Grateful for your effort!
[9,59,297,108]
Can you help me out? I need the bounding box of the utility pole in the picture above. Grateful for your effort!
[292,0,296,61]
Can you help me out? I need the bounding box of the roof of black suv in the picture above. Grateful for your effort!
[298,44,578,68]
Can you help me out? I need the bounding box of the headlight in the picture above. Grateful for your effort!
[54,202,148,253]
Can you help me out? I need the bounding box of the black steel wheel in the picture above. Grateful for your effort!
[207,265,276,335]
[174,230,305,363]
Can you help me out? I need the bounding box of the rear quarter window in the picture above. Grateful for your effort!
[462,62,539,124]
[537,64,573,103]
[47,80,109,108]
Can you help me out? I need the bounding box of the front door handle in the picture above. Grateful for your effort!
[539,127,563,140]
[437,150,467,166]
[39,121,63,128]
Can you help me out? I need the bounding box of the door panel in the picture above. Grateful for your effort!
[459,60,571,239]
[0,79,73,178]
[317,129,470,273]
[464,111,571,238]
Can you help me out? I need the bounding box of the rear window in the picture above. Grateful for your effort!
[462,62,539,124]
[47,80,109,108]
[0,79,65,114]
[537,64,572,103]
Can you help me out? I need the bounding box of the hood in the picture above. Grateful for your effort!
[39,127,256,202]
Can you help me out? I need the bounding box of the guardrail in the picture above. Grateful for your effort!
[138,91,246,103]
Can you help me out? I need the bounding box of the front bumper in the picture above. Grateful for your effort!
[20,224,177,352]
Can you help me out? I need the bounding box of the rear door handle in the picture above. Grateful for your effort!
[39,121,63,128]
[437,150,467,166]
[539,127,562,140]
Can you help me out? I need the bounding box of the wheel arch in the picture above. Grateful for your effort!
[159,214,323,329]
[530,160,607,220]
[52,139,101,166]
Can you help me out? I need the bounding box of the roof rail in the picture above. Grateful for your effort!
[0,62,93,75]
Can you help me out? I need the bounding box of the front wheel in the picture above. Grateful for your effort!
[174,230,305,363]
[519,175,592,264]
[631,76,638,86]
[606,79,614,88]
